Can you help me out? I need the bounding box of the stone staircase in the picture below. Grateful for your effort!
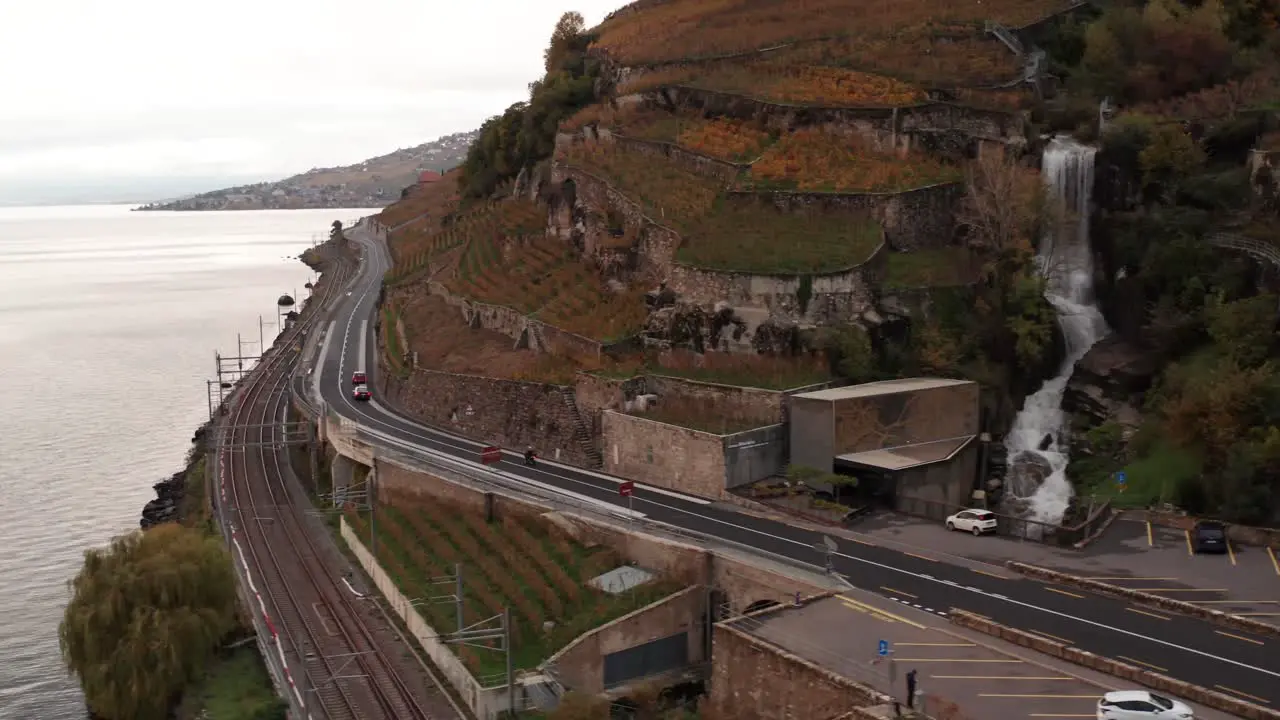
[559,388,603,468]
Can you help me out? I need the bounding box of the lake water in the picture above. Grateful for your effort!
[0,204,375,719]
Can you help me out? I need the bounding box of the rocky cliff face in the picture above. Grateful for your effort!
[1061,335,1158,434]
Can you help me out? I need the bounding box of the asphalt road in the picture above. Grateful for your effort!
[313,222,1280,707]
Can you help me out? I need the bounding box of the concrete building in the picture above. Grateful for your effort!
[789,378,980,513]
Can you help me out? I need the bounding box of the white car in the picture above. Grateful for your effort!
[1097,690,1193,719]
[945,508,998,536]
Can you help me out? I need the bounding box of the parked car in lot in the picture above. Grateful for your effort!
[945,509,998,536]
[351,370,367,385]
[352,385,371,402]
[1097,690,1193,719]
[1191,520,1228,554]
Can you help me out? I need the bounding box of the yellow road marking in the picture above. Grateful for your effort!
[980,694,1098,698]
[1269,546,1280,577]
[839,600,894,623]
[904,551,937,562]
[1216,630,1265,646]
[838,596,925,629]
[1125,608,1170,621]
[972,568,1011,580]
[896,659,1023,663]
[1147,521,1154,547]
[1118,655,1168,672]
[931,671,1070,676]
[1131,588,1226,592]
[1185,530,1194,556]
[897,642,975,647]
[1027,630,1072,645]
[882,586,917,599]
[1234,612,1280,616]
[850,537,876,547]
[1214,685,1271,704]
[1228,539,1238,566]
[1045,587,1085,599]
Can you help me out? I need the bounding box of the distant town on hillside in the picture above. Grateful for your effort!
[134,130,478,211]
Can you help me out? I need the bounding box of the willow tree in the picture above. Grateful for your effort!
[59,522,239,720]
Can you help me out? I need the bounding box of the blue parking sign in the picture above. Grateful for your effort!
[878,639,889,657]
[1116,471,1127,485]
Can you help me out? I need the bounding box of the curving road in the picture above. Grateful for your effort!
[311,220,1280,708]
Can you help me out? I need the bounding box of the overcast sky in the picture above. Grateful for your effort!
[0,0,624,203]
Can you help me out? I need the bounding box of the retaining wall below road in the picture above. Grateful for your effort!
[949,609,1280,720]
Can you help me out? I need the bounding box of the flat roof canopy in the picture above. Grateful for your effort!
[835,435,975,471]
[793,377,974,402]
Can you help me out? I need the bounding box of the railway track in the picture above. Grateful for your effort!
[220,243,459,720]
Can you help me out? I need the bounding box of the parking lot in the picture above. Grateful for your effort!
[845,512,1280,627]
[731,591,1238,720]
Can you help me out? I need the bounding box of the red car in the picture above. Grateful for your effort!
[351,370,367,385]
[352,385,371,401]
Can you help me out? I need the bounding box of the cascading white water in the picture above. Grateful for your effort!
[1003,136,1111,526]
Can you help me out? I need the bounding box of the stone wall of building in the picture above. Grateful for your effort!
[547,586,708,694]
[707,624,884,720]
[832,381,980,455]
[726,184,962,252]
[602,410,728,498]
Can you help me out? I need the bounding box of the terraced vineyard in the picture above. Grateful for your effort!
[389,198,544,284]
[448,231,648,341]
[563,142,883,273]
[344,496,681,679]
[744,128,964,193]
[376,167,462,228]
[593,0,1076,65]
[620,109,775,162]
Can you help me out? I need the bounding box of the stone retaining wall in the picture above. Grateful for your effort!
[649,85,1025,146]
[613,133,747,183]
[380,366,596,467]
[1005,561,1280,639]
[727,184,962,252]
[706,622,892,720]
[950,609,1280,720]
[556,163,887,324]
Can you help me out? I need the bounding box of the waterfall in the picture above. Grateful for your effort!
[1003,136,1111,526]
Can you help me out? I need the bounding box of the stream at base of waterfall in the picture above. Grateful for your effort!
[1003,136,1111,527]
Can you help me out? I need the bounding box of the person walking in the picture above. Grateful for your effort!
[905,668,918,709]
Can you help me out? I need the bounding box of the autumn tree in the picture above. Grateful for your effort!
[958,149,1056,369]
[461,10,599,198]
[59,523,239,720]
[1208,294,1279,368]
[1139,124,1206,202]
[545,11,587,74]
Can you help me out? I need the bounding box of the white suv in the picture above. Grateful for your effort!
[945,509,998,536]
[1097,690,1193,719]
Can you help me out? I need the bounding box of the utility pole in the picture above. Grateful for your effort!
[505,606,515,715]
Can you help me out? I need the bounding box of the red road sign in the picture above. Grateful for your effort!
[618,481,635,497]
[480,446,502,465]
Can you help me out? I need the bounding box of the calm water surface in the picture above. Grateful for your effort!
[0,204,375,719]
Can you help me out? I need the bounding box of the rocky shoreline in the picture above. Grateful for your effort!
[136,237,347,530]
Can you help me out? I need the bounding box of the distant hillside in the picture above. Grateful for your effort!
[135,131,478,212]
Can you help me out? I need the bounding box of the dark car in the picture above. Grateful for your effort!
[352,385,371,402]
[352,370,367,385]
[1192,520,1228,554]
